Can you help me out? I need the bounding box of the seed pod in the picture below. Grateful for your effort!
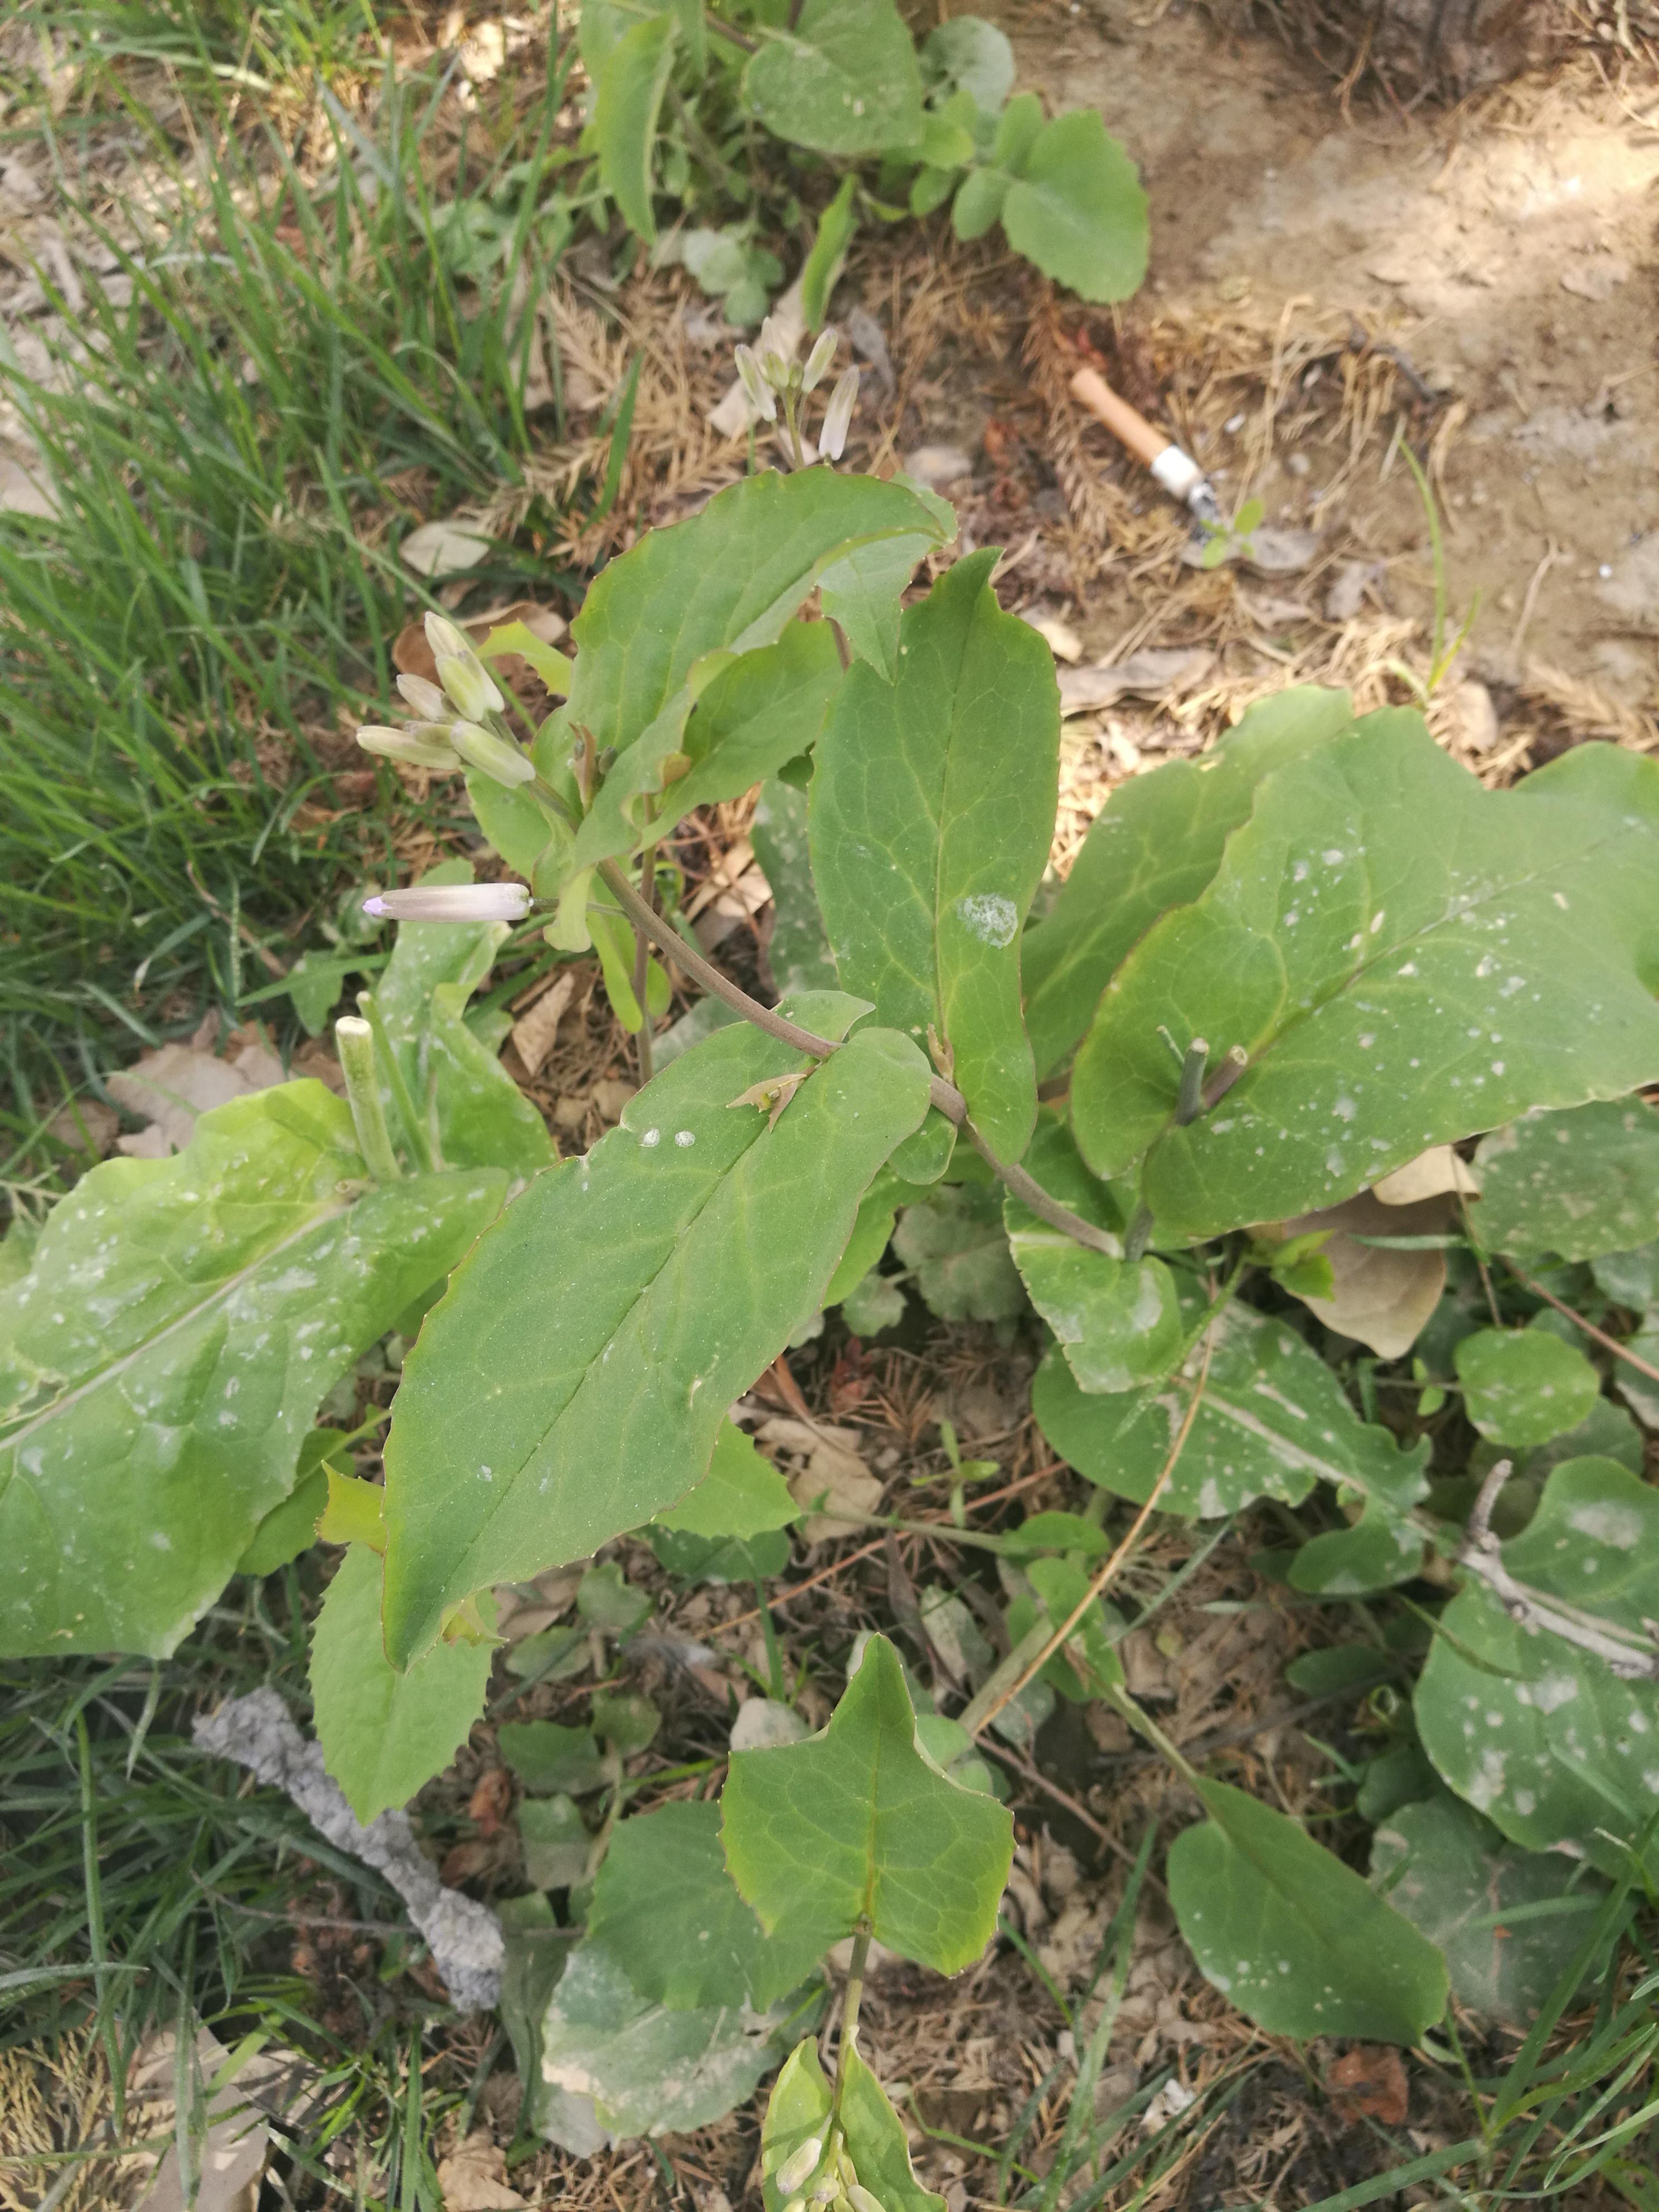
[450,721,535,787]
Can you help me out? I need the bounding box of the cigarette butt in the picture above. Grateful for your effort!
[1069,366,1167,469]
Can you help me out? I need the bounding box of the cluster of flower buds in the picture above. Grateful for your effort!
[356,613,533,790]
[773,2133,887,2212]
[734,321,860,462]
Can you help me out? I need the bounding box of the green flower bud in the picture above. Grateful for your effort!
[775,2138,823,2196]
[450,721,534,787]
[357,724,459,770]
[802,327,838,393]
[395,672,448,718]
[435,651,505,722]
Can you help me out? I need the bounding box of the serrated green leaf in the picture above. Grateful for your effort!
[1025,1556,1124,1699]
[1021,687,1355,1078]
[951,165,1010,240]
[375,861,553,1177]
[802,174,858,329]
[649,1524,791,1583]
[811,551,1059,1159]
[578,1559,653,1636]
[583,622,846,873]
[751,779,840,996]
[1371,1794,1611,2027]
[722,1634,1013,1972]
[825,1167,906,1307]
[839,2044,947,2212]
[498,1720,607,1797]
[1475,1099,1659,1260]
[1072,725,1659,1236]
[589,1800,824,2010]
[1168,1776,1448,2043]
[923,17,1015,113]
[760,2039,833,2212]
[1003,1118,1179,1393]
[1455,1327,1601,1448]
[1288,1501,1424,1595]
[310,1544,495,1822]
[236,1427,343,1575]
[565,473,948,880]
[992,90,1042,170]
[654,1418,799,1540]
[593,12,677,241]
[1032,1296,1429,1521]
[540,1937,795,2140]
[892,1182,1025,1323]
[0,1088,502,1657]
[593,1689,661,1751]
[1415,1457,1659,1879]
[817,516,950,682]
[998,111,1147,302]
[841,1267,906,1336]
[743,0,924,156]
[518,1792,591,1888]
[382,1005,930,1663]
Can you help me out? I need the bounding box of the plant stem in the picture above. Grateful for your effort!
[965,1328,1215,1739]
[1104,1682,1203,1786]
[334,1015,403,1183]
[632,841,657,1085]
[1507,1266,1659,1387]
[355,989,435,1173]
[831,1924,872,2129]
[962,1123,1122,1257]
[1173,1037,1209,1126]
[593,862,1123,1262]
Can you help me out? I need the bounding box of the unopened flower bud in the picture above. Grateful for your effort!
[735,344,778,423]
[782,2200,806,2212]
[847,2189,886,2212]
[819,366,859,461]
[802,327,838,393]
[450,721,534,787]
[423,611,472,663]
[395,672,448,719]
[775,2139,823,2196]
[362,883,531,923]
[756,315,793,385]
[357,724,459,770]
[435,651,505,723]
[807,2183,838,2208]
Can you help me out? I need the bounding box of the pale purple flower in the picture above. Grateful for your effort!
[802,327,838,393]
[363,883,531,922]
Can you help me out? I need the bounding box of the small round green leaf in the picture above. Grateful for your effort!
[1476,1098,1659,1259]
[999,112,1148,303]
[1455,1328,1600,1448]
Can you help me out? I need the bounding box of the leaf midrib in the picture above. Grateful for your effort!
[0,1194,355,1464]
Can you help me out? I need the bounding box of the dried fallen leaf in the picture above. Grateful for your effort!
[435,2132,527,2211]
[1266,1190,1452,1359]
[108,1035,290,1155]
[1023,610,1084,663]
[46,1099,119,1157]
[1325,2044,1409,2126]
[1373,1145,1480,1206]
[511,970,577,1079]
[399,517,494,576]
[759,1415,881,1546]
[1058,647,1212,717]
[467,1767,513,1838]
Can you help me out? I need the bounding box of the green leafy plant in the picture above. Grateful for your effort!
[581,3,1148,310]
[10,418,1659,2176]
